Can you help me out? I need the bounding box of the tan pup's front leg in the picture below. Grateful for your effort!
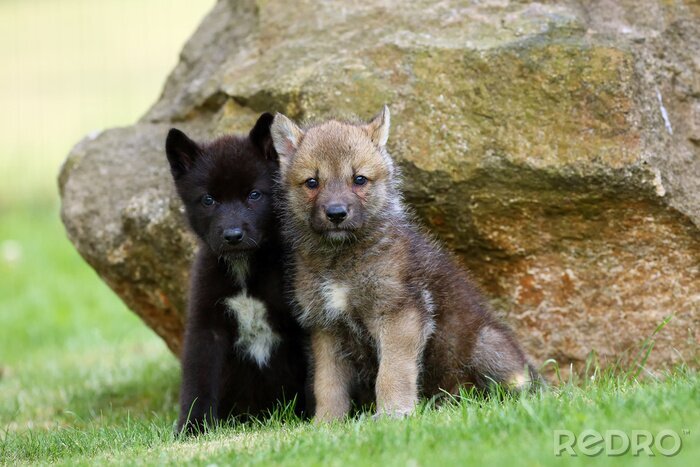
[375,308,427,418]
[311,329,351,423]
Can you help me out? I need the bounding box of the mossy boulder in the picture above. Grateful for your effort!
[60,0,699,374]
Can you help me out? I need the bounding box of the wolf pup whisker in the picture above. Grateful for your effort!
[271,106,539,421]
[165,114,308,435]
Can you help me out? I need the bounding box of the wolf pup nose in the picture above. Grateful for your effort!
[325,204,348,224]
[272,106,539,422]
[223,227,245,244]
[165,113,308,435]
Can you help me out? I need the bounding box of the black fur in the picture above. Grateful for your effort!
[165,114,308,435]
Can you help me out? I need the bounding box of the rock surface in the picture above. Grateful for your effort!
[60,0,699,374]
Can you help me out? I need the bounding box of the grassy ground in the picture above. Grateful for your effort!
[1,207,698,465]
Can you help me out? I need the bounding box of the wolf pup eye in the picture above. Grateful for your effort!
[248,190,262,201]
[201,194,215,206]
[353,175,368,186]
[305,178,319,190]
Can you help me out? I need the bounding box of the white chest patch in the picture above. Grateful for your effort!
[225,292,281,368]
[321,281,350,319]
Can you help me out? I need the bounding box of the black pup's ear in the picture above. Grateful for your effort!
[249,113,277,161]
[165,128,201,179]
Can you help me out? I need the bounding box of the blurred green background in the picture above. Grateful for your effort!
[0,0,214,205]
[1,0,212,432]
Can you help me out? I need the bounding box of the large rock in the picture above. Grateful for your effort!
[60,0,699,374]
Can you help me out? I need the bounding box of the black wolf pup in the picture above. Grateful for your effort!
[271,106,539,421]
[165,114,308,434]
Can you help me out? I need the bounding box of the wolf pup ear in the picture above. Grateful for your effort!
[364,105,391,147]
[165,128,201,180]
[270,113,304,171]
[249,112,276,161]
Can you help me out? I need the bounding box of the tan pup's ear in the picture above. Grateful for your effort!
[364,105,390,147]
[271,113,304,172]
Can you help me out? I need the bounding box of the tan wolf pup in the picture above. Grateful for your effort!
[271,106,539,421]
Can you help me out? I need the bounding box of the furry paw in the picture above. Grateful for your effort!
[175,418,206,437]
[372,407,414,421]
[313,407,347,424]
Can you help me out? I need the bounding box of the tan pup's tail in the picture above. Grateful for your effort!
[469,323,544,391]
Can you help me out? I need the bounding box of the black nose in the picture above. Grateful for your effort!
[223,228,244,244]
[326,204,348,224]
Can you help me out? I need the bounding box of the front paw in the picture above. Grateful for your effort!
[175,417,207,437]
[313,406,347,424]
[175,411,216,437]
[372,406,415,420]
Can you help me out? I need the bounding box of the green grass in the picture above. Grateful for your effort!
[0,206,177,429]
[4,372,699,465]
[1,207,698,465]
